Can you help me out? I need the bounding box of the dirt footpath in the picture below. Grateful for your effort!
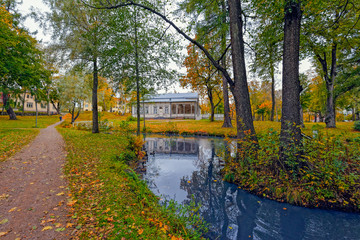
[0,122,73,239]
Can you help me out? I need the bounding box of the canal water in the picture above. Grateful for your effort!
[142,135,360,240]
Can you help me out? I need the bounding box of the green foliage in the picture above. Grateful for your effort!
[115,150,137,164]
[354,121,360,131]
[223,129,360,211]
[126,115,137,122]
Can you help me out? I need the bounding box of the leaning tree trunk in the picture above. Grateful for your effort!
[92,58,99,133]
[3,93,17,120]
[228,0,257,142]
[208,90,215,122]
[279,0,303,168]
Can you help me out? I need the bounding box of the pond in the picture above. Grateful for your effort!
[142,135,360,240]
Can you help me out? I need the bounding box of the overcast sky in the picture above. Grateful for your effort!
[18,0,51,44]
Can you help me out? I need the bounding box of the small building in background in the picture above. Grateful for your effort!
[132,93,200,119]
[0,92,57,114]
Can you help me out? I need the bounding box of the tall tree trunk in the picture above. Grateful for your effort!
[228,0,257,142]
[22,92,26,116]
[92,58,99,133]
[35,94,38,127]
[47,88,50,116]
[279,0,303,167]
[3,92,17,120]
[270,66,276,121]
[134,8,141,136]
[221,0,232,128]
[325,43,337,128]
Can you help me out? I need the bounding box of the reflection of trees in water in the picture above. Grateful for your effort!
[144,136,360,240]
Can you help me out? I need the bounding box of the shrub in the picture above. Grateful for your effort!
[354,121,360,131]
[115,150,137,163]
[164,121,179,134]
[126,115,137,121]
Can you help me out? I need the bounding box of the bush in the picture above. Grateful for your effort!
[164,121,179,134]
[115,150,137,163]
[354,121,360,131]
[126,115,137,121]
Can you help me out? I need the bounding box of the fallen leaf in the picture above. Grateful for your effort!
[67,200,77,206]
[138,228,144,235]
[42,226,53,231]
[66,223,73,228]
[56,192,65,196]
[0,231,10,237]
[8,207,17,212]
[0,219,8,224]
[55,227,65,232]
[0,194,9,200]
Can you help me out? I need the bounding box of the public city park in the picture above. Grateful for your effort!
[1,0,360,239]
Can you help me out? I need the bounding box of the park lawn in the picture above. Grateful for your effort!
[0,115,59,162]
[58,128,204,239]
[0,115,59,128]
[0,129,39,162]
[70,111,359,139]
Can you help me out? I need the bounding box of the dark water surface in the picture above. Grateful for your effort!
[143,136,360,240]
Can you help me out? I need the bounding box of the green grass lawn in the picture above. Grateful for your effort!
[70,112,359,140]
[58,128,204,239]
[0,115,59,162]
[0,115,59,128]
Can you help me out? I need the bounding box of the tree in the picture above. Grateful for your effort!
[178,0,232,127]
[181,43,223,122]
[83,0,257,144]
[46,0,120,133]
[58,70,90,123]
[0,5,47,120]
[250,1,283,122]
[279,0,303,168]
[302,0,360,128]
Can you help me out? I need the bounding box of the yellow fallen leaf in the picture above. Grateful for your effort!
[8,207,17,212]
[0,231,10,237]
[66,223,73,228]
[187,181,191,183]
[67,200,77,206]
[56,192,64,196]
[42,226,53,231]
[0,219,8,224]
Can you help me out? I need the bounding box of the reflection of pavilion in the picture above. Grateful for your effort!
[145,137,198,154]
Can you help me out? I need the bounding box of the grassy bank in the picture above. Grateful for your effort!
[58,127,205,239]
[0,115,59,162]
[67,112,360,212]
[222,129,360,212]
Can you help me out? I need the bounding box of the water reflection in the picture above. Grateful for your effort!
[143,136,360,240]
